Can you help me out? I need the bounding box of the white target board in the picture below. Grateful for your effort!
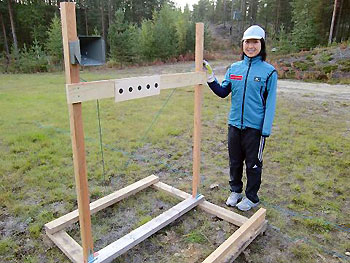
[115,75,161,102]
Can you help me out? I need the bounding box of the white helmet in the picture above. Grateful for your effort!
[242,25,265,40]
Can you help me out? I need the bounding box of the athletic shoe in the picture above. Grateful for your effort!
[226,192,243,206]
[236,197,259,211]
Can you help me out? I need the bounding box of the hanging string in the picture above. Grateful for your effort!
[96,99,107,189]
[139,89,176,142]
[80,75,178,189]
[80,77,107,189]
[123,88,177,169]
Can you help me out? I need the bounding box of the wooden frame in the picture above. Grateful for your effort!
[46,175,267,263]
[46,3,267,263]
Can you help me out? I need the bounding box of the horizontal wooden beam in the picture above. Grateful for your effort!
[66,72,206,103]
[66,79,114,104]
[152,182,248,227]
[95,195,205,263]
[202,208,266,263]
[45,175,159,234]
[46,230,83,263]
[160,72,206,90]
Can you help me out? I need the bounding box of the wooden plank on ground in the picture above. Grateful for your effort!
[152,182,248,226]
[47,230,83,263]
[202,208,266,263]
[95,195,205,263]
[222,220,267,263]
[65,72,206,103]
[45,175,159,234]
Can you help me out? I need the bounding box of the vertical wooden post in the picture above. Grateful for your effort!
[192,23,204,198]
[60,3,94,262]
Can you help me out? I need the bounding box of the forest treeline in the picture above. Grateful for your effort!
[0,0,349,73]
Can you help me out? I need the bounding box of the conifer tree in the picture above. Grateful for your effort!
[108,9,137,63]
[46,15,63,64]
[153,5,178,60]
[291,0,319,49]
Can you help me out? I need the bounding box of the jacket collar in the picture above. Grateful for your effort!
[243,55,262,65]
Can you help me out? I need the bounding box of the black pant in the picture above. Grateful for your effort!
[228,125,265,203]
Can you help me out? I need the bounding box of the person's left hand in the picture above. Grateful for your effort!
[203,60,215,83]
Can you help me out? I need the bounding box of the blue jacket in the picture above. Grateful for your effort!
[208,55,277,136]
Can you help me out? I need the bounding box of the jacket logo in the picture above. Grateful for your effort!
[254,77,261,82]
[230,74,243,80]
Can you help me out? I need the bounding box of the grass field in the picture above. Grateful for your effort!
[0,64,349,263]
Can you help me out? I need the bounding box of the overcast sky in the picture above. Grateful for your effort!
[173,0,199,10]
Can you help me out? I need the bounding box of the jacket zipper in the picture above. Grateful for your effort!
[241,59,252,128]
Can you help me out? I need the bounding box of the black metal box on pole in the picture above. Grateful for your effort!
[69,36,106,66]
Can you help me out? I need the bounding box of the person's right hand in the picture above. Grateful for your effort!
[203,60,215,83]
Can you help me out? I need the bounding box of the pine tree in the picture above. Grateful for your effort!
[153,5,178,60]
[138,20,155,60]
[175,10,189,55]
[108,9,137,64]
[46,15,63,65]
[291,0,319,49]
[193,0,213,22]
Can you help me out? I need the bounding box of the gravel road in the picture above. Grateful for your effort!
[215,74,350,100]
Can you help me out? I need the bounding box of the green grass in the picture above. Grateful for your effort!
[1,68,350,262]
[290,241,315,262]
[184,230,207,244]
[135,215,153,228]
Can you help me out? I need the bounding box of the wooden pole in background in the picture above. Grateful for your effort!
[328,0,341,44]
[192,23,204,198]
[60,3,94,262]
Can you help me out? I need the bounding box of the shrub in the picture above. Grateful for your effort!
[340,66,350,72]
[0,53,7,72]
[21,41,48,73]
[8,40,49,73]
[339,60,350,66]
[319,53,333,63]
[322,65,338,74]
[305,55,313,61]
[339,59,350,72]
[293,61,310,71]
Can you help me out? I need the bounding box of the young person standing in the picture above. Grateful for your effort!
[204,25,277,211]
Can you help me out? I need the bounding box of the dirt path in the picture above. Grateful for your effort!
[215,74,350,99]
[278,79,350,100]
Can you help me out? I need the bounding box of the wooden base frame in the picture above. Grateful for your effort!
[45,175,266,263]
